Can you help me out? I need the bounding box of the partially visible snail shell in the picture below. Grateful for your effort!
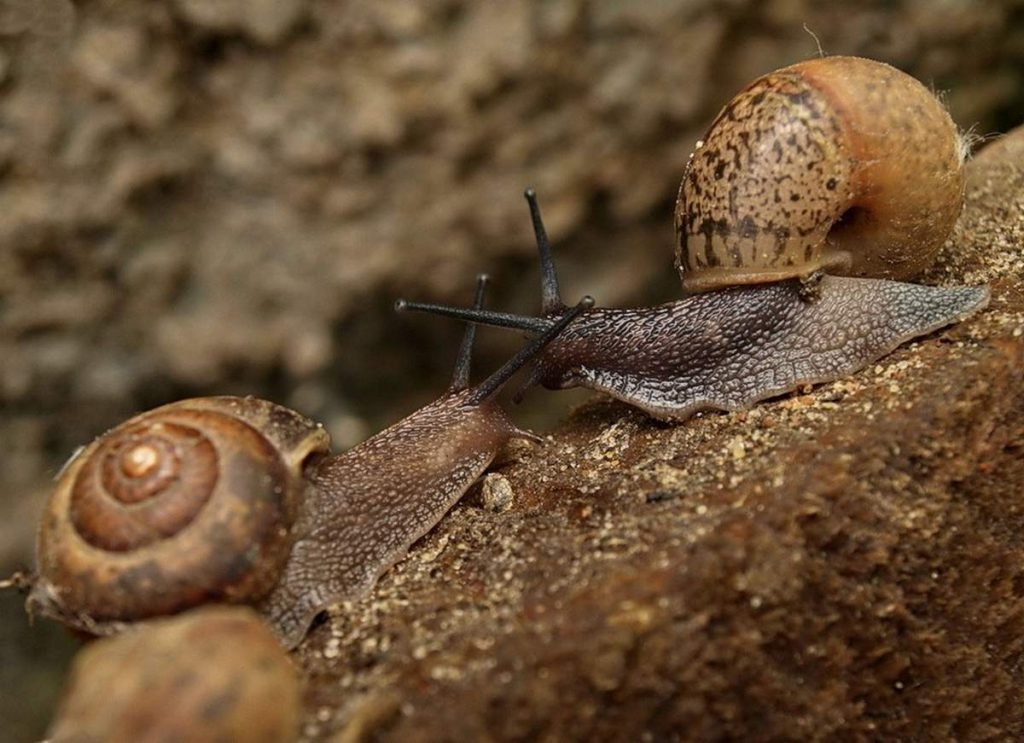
[30,396,329,631]
[674,56,966,293]
[47,606,301,743]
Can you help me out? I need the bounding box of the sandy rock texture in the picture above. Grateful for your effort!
[282,127,1024,740]
[1,1,1024,739]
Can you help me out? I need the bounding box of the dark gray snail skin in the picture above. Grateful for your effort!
[496,278,987,420]
[396,190,989,422]
[28,275,592,650]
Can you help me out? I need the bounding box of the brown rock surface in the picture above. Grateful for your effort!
[289,132,1024,740]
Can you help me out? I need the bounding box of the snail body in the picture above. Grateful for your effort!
[47,606,301,743]
[28,279,592,648]
[397,57,989,421]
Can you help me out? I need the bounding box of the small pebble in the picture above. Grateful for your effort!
[480,473,514,512]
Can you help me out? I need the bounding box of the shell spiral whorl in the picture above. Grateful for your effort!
[674,56,965,294]
[31,397,330,628]
[70,421,218,551]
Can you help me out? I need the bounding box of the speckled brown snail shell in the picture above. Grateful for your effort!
[47,606,301,743]
[674,55,966,293]
[398,57,989,421]
[27,280,593,648]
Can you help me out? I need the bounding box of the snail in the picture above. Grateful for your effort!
[47,606,301,743]
[396,56,990,421]
[26,276,593,648]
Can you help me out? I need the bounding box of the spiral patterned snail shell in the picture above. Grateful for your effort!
[674,56,965,294]
[30,396,329,631]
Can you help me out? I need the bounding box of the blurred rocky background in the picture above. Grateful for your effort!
[2,0,1024,738]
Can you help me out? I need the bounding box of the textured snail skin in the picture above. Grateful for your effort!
[674,56,965,293]
[29,282,590,649]
[259,390,517,645]
[47,607,300,743]
[525,277,988,420]
[399,277,988,421]
[263,297,592,647]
